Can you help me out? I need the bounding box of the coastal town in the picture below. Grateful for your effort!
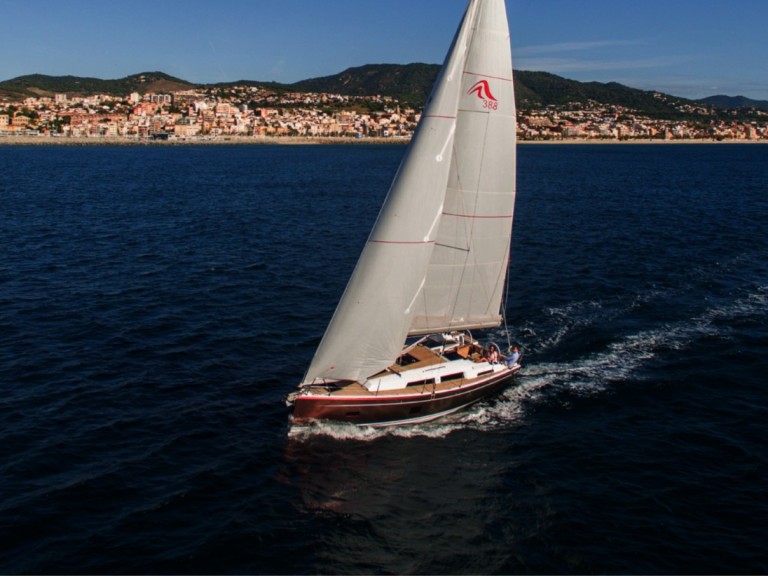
[1,82,767,143]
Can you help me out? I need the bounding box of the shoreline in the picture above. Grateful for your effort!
[0,135,407,146]
[1,135,766,146]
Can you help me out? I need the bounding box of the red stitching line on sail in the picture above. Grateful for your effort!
[369,240,436,244]
[463,71,513,82]
[442,212,513,219]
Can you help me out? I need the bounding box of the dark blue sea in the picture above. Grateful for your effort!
[1,142,766,574]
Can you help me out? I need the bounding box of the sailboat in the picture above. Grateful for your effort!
[287,0,520,427]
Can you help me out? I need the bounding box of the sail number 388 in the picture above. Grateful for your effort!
[481,99,498,110]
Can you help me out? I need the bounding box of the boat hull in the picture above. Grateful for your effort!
[290,366,519,427]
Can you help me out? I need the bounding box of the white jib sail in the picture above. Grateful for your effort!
[302,0,506,385]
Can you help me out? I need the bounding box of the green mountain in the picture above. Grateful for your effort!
[515,71,682,114]
[696,94,768,111]
[289,63,439,106]
[2,66,765,117]
[0,72,193,99]
[285,66,702,117]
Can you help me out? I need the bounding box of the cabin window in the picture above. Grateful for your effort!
[345,411,361,418]
[406,378,436,388]
[441,372,464,383]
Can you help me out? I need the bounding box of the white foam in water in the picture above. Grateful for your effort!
[503,283,768,402]
[535,299,604,351]
[288,285,768,441]
[288,418,466,441]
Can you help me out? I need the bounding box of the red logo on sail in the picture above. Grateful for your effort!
[468,80,497,102]
[467,79,499,110]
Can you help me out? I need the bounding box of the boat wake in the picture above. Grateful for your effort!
[461,282,768,426]
[288,283,767,442]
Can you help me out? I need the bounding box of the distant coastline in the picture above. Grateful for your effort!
[3,68,767,144]
[1,134,766,146]
[0,135,407,146]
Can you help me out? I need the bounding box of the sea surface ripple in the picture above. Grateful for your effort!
[0,143,766,574]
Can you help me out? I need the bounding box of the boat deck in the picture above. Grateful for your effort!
[388,345,446,373]
[319,344,504,398]
[326,380,470,397]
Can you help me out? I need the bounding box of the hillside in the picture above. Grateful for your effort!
[289,63,438,106]
[515,71,686,115]
[697,94,768,110]
[0,72,193,99]
[286,66,703,117]
[2,66,767,117]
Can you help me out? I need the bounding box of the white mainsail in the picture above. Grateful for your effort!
[302,0,515,385]
[410,0,516,335]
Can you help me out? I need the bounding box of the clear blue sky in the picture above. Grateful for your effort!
[2,0,767,100]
